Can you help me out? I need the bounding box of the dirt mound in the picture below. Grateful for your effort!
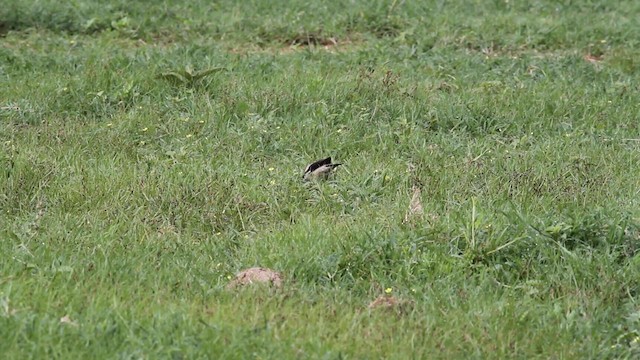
[368,295,413,314]
[226,267,283,289]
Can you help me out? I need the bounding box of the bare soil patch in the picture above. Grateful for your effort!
[227,267,284,289]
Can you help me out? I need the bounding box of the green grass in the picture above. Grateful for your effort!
[2,0,640,358]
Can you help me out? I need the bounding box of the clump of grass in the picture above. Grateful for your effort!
[158,65,226,87]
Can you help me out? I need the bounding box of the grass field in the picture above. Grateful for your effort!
[2,0,640,358]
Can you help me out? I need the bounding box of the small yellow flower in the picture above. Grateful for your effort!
[226,275,232,280]
[106,123,113,127]
[186,134,193,138]
[337,129,342,133]
[269,180,276,185]
[268,167,275,171]
[385,287,393,294]
[141,127,148,132]
[411,288,416,293]
[199,120,205,124]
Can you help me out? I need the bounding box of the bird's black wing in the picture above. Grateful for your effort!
[304,157,332,173]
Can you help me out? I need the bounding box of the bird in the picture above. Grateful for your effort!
[303,157,342,181]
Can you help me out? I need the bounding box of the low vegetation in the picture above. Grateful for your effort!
[1,0,639,358]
